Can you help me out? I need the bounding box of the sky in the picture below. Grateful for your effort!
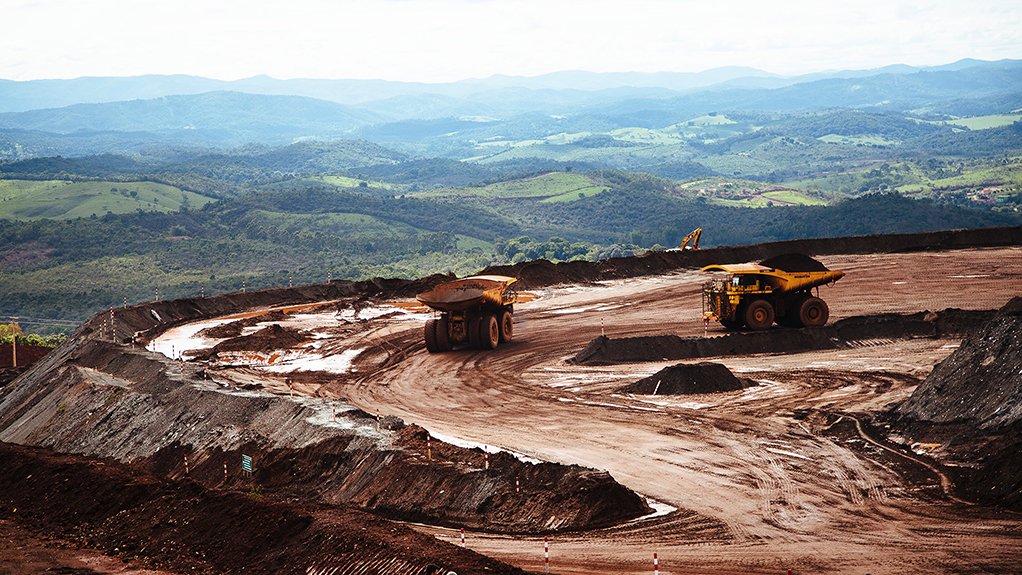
[3,0,1022,82]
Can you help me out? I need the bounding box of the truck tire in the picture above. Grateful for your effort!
[478,313,500,350]
[744,299,774,330]
[499,309,513,343]
[436,315,452,351]
[424,319,440,353]
[799,297,829,327]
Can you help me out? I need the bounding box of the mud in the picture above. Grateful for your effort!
[618,362,755,395]
[573,308,997,365]
[890,297,1022,509]
[0,442,530,575]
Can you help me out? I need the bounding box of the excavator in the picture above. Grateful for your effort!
[679,228,702,250]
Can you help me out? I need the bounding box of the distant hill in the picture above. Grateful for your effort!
[0,92,379,146]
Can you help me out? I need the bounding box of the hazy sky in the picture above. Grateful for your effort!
[3,0,1021,82]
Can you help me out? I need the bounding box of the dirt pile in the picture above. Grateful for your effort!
[209,324,307,355]
[0,442,528,575]
[619,362,754,395]
[891,297,1022,508]
[573,309,996,365]
[198,310,289,338]
[759,253,830,272]
[481,226,1022,288]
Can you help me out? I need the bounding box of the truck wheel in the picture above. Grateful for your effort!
[424,319,440,353]
[498,310,513,343]
[744,299,774,330]
[436,315,452,351]
[478,314,500,350]
[799,297,829,327]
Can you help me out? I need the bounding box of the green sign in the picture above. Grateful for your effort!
[241,454,253,473]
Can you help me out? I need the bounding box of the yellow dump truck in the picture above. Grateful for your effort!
[701,254,845,330]
[416,275,518,352]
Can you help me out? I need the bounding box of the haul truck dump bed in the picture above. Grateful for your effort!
[416,275,518,352]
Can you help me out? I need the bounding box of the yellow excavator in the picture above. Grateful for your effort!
[679,228,702,250]
[702,254,844,330]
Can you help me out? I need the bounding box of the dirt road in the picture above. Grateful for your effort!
[333,247,1022,574]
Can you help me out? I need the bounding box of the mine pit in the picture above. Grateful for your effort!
[3,232,1022,574]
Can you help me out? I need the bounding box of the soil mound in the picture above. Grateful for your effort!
[759,253,829,272]
[480,226,1022,288]
[619,362,754,395]
[891,297,1022,509]
[199,310,289,339]
[0,442,526,575]
[573,309,996,365]
[211,324,306,355]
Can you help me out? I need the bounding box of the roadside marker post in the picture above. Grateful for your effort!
[289,272,293,288]
[156,287,159,302]
[460,528,465,547]
[184,454,189,476]
[484,452,489,470]
[515,476,520,494]
[544,537,549,573]
[327,271,331,284]
[426,434,432,460]
[201,286,205,299]
[123,295,127,308]
[224,461,228,483]
[654,552,659,575]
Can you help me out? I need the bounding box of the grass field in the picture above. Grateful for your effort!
[414,172,609,203]
[311,175,403,191]
[818,134,900,146]
[946,114,1022,130]
[0,180,213,220]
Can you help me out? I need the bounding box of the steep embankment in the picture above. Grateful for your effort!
[0,442,527,575]
[892,297,1022,508]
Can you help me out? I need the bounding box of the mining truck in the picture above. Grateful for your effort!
[416,275,518,352]
[701,254,845,331]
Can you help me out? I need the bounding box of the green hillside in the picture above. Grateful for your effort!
[0,179,214,219]
[413,172,610,202]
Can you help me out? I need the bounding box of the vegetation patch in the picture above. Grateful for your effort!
[946,114,1022,130]
[0,179,213,220]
